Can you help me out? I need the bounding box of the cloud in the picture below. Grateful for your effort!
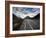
[13,7,40,19]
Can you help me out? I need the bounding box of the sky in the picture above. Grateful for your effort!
[13,7,40,19]
[22,8,40,13]
[13,7,40,14]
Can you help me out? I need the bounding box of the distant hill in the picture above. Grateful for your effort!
[24,16,31,19]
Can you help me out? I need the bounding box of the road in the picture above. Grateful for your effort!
[13,14,40,30]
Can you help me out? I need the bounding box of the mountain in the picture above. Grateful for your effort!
[13,14,40,30]
[13,10,40,19]
[24,16,31,19]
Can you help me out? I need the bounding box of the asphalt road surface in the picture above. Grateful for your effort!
[13,14,40,30]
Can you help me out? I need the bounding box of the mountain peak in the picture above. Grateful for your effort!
[24,16,31,19]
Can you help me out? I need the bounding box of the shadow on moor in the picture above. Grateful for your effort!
[13,14,40,31]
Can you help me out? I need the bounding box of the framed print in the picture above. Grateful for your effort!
[5,1,45,37]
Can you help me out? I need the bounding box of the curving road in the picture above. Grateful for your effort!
[13,14,40,30]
